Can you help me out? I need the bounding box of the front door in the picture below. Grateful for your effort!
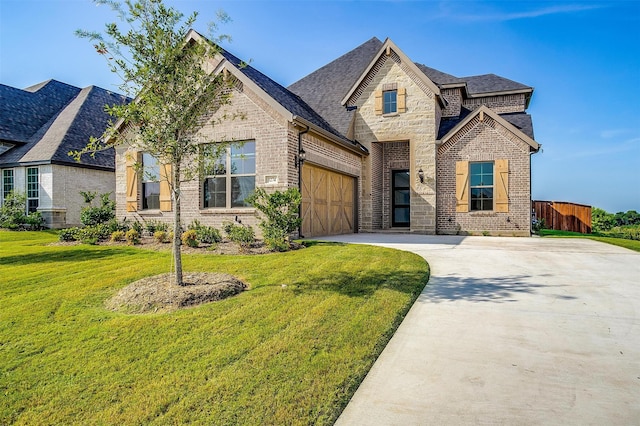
[392,170,410,227]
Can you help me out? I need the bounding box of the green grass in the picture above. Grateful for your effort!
[0,230,429,425]
[539,229,640,252]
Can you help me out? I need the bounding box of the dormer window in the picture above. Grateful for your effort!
[383,90,397,114]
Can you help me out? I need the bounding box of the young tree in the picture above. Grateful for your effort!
[74,0,234,285]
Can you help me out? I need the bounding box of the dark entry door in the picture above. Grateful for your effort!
[392,170,410,227]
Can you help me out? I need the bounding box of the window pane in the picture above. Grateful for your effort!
[203,177,226,208]
[142,182,160,210]
[27,168,38,198]
[383,90,397,114]
[394,189,410,205]
[470,163,482,175]
[394,207,410,223]
[231,141,256,175]
[394,170,409,187]
[201,145,226,176]
[142,153,159,182]
[231,176,255,207]
[3,170,14,199]
[27,199,38,213]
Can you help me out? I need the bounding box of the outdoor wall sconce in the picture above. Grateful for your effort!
[295,148,306,168]
[418,168,425,183]
[506,217,511,223]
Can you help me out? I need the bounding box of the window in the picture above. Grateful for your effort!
[26,167,39,213]
[141,153,160,210]
[202,141,256,208]
[2,169,14,202]
[383,90,397,114]
[470,162,493,211]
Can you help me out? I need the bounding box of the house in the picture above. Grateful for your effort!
[117,32,540,237]
[0,79,127,228]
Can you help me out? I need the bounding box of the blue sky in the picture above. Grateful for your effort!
[1,0,638,212]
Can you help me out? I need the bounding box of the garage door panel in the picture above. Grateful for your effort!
[302,164,355,237]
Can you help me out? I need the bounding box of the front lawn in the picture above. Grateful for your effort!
[0,231,429,425]
[539,229,640,252]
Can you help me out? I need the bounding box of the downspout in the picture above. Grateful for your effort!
[297,124,309,238]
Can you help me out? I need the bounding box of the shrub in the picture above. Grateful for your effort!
[247,188,302,251]
[131,220,143,235]
[181,229,199,247]
[80,192,115,227]
[154,230,168,243]
[59,227,80,242]
[126,229,140,245]
[592,207,615,232]
[532,217,546,234]
[188,220,221,244]
[144,219,168,235]
[0,192,28,230]
[78,224,111,244]
[24,211,45,230]
[111,231,126,242]
[223,222,255,251]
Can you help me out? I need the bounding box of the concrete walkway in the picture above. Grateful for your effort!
[319,234,640,425]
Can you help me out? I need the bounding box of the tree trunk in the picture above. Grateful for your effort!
[173,162,183,286]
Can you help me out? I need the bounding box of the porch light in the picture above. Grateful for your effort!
[418,168,425,183]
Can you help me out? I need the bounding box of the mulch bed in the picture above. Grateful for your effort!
[105,272,248,314]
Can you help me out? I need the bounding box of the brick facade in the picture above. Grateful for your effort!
[436,114,532,236]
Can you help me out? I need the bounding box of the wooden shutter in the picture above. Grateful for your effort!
[125,152,138,212]
[397,87,406,113]
[455,161,469,213]
[374,90,383,115]
[159,163,172,212]
[495,159,509,213]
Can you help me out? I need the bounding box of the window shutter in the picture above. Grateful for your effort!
[455,161,469,213]
[374,90,382,115]
[397,87,406,113]
[159,163,172,212]
[495,159,509,212]
[125,152,138,212]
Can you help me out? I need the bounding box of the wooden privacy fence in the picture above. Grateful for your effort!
[533,201,592,234]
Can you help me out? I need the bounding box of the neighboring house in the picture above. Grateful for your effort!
[117,31,539,237]
[0,79,127,228]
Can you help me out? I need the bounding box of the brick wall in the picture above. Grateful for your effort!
[436,114,532,236]
[115,79,292,235]
[441,87,463,117]
[463,93,526,114]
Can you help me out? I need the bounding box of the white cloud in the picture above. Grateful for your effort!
[435,2,605,22]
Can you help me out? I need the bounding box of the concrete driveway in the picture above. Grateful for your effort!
[318,234,640,425]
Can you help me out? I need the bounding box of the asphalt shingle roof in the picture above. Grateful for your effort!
[0,80,127,170]
[463,73,531,95]
[288,37,383,136]
[220,48,354,145]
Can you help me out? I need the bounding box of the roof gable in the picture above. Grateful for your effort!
[439,105,539,152]
[340,38,442,106]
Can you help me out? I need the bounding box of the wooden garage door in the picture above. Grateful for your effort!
[301,163,355,237]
